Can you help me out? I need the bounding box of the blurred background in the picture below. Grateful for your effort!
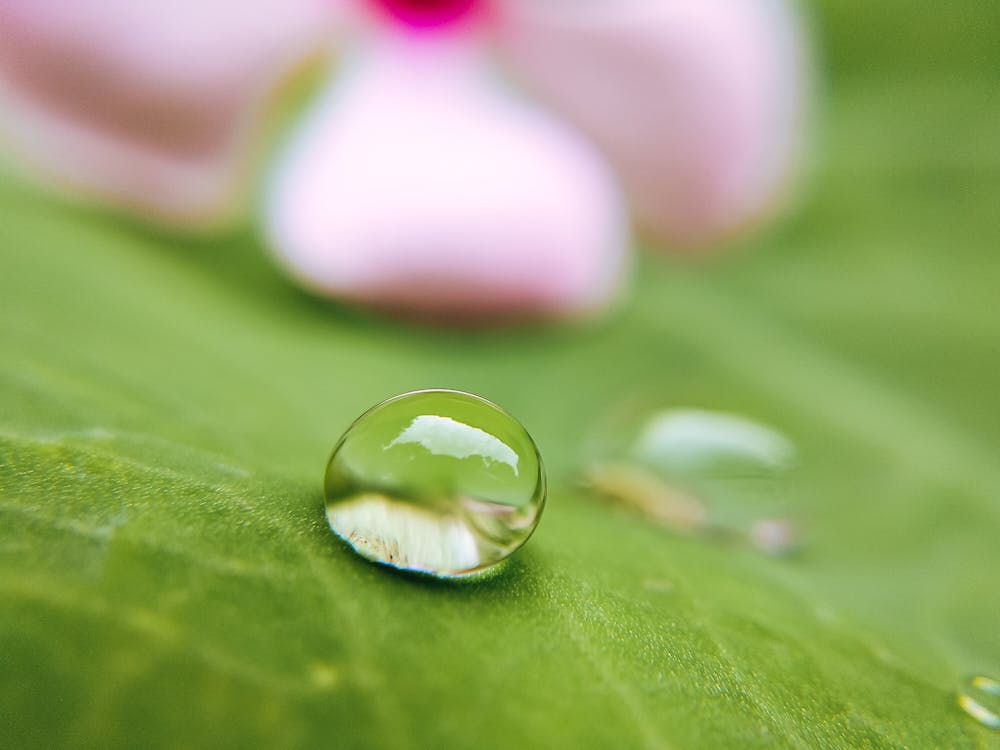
[1,0,998,748]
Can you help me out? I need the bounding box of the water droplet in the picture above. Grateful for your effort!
[957,675,1000,730]
[632,408,798,531]
[325,390,545,577]
[581,404,801,553]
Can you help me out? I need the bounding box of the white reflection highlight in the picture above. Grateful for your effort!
[386,415,519,476]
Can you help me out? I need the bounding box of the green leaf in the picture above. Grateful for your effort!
[2,7,999,748]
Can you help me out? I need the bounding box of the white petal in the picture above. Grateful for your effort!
[265,33,629,321]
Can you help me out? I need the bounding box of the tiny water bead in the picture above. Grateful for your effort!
[324,390,545,577]
[582,405,800,554]
[957,675,1000,730]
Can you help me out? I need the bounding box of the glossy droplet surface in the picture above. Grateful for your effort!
[957,675,1000,730]
[325,390,545,577]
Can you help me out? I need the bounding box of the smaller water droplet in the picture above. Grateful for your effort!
[583,404,803,554]
[631,408,800,539]
[957,675,1000,730]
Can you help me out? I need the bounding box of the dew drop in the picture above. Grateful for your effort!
[324,390,545,577]
[582,404,801,552]
[632,408,798,531]
[957,675,1000,730]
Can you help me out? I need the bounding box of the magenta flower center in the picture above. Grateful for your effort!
[370,0,482,29]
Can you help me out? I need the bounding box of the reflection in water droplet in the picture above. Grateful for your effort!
[325,390,545,577]
[957,675,1000,730]
[386,414,520,475]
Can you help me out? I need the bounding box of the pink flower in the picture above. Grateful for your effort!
[0,0,335,226]
[493,0,808,248]
[266,23,628,320]
[0,0,808,321]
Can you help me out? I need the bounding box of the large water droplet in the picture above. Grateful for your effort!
[957,675,1000,730]
[325,390,545,577]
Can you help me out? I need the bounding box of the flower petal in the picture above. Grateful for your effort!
[0,0,338,227]
[492,0,809,248]
[265,32,629,322]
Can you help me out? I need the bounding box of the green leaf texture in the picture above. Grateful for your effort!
[2,2,999,747]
